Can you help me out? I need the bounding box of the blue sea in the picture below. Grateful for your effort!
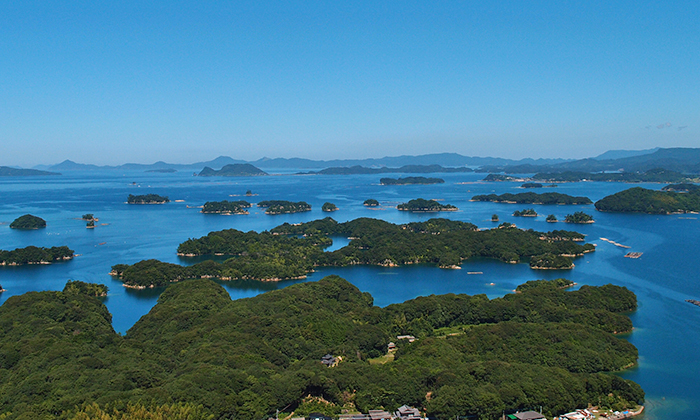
[0,170,698,419]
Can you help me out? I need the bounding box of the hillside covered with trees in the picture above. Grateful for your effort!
[0,277,643,419]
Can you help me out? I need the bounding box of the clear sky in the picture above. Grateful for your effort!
[1,1,698,167]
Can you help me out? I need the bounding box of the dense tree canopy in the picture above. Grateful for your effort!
[0,277,642,419]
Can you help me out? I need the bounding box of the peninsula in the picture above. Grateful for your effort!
[380,176,444,185]
[127,194,169,204]
[471,192,592,205]
[595,187,700,214]
[397,198,457,212]
[111,217,594,287]
[0,166,60,176]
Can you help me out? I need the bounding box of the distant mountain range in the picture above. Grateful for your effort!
[479,148,700,174]
[24,147,700,175]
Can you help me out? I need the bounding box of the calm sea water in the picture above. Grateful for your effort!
[0,170,698,419]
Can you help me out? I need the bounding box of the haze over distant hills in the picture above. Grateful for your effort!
[27,147,700,175]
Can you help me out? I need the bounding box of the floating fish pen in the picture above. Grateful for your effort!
[686,299,700,308]
[624,252,643,259]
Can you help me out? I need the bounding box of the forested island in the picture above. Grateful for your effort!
[304,164,473,175]
[127,194,169,204]
[0,277,643,419]
[201,200,252,214]
[471,192,592,205]
[257,200,312,214]
[363,199,379,206]
[322,202,338,212]
[0,166,60,176]
[197,163,268,177]
[595,187,700,214]
[111,217,595,287]
[513,208,537,217]
[396,198,457,212]
[565,212,595,223]
[0,245,74,265]
[380,176,444,185]
[9,214,46,229]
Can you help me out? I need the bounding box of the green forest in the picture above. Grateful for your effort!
[0,277,642,420]
[471,192,592,205]
[111,218,595,288]
[595,187,700,214]
[0,246,74,265]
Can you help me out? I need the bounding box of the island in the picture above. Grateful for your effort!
[380,176,445,185]
[201,200,252,214]
[0,166,60,176]
[513,208,537,217]
[127,194,170,204]
[0,276,642,419]
[0,245,74,265]
[363,199,380,206]
[397,198,457,212]
[9,214,46,229]
[595,187,700,214]
[321,202,338,212]
[546,214,558,222]
[197,164,268,177]
[257,200,311,214]
[661,183,700,192]
[471,192,592,205]
[110,217,595,287]
[565,211,595,224]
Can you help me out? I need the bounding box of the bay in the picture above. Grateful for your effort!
[0,169,698,419]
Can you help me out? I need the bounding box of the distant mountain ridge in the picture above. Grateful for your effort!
[30,147,700,174]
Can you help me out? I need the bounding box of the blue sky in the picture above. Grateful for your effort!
[1,1,698,166]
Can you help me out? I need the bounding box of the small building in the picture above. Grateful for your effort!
[508,411,547,420]
[368,409,392,420]
[395,404,422,419]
